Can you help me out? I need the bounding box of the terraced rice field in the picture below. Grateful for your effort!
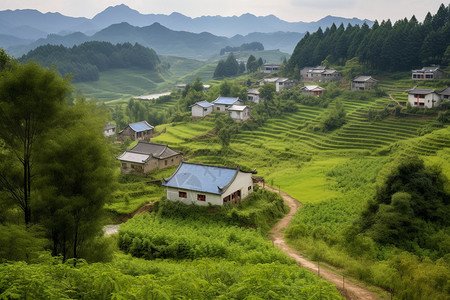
[230,96,435,155]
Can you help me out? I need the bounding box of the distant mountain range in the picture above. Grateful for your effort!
[0,4,373,59]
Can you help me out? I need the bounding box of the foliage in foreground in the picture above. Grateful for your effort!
[0,253,342,299]
[119,189,289,261]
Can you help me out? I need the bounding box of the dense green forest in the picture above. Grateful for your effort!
[220,42,264,55]
[20,41,161,82]
[286,4,450,76]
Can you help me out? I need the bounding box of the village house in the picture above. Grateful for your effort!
[411,66,446,80]
[301,85,326,96]
[117,121,154,141]
[227,105,251,121]
[247,88,261,103]
[300,66,316,80]
[351,76,378,91]
[191,101,213,118]
[261,63,281,74]
[162,162,256,206]
[439,87,450,100]
[212,97,243,112]
[303,66,342,82]
[259,77,294,92]
[406,87,441,108]
[117,141,181,174]
[103,122,116,137]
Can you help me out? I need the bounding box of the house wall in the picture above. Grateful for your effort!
[120,155,181,174]
[104,128,116,137]
[248,94,260,103]
[221,172,253,204]
[166,187,222,206]
[408,93,441,108]
[412,70,445,80]
[351,81,376,91]
[229,108,250,121]
[118,127,153,141]
[214,103,231,112]
[157,155,182,170]
[192,105,212,117]
[120,162,145,174]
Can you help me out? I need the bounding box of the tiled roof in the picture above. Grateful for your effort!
[302,85,325,91]
[130,142,180,159]
[116,152,150,164]
[406,87,436,95]
[192,101,213,108]
[117,142,180,163]
[412,66,440,73]
[163,162,239,195]
[129,121,154,132]
[248,88,260,94]
[213,97,240,105]
[352,76,377,82]
[439,87,450,96]
[227,105,248,112]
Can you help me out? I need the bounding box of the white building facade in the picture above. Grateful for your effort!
[163,162,255,206]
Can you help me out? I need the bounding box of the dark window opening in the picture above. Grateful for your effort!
[197,194,206,201]
[179,192,187,198]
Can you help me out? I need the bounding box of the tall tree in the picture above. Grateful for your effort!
[36,102,115,261]
[0,63,71,225]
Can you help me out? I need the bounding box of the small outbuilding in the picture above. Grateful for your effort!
[118,121,154,142]
[351,76,378,91]
[261,63,281,74]
[247,88,261,103]
[301,85,326,96]
[438,87,450,101]
[117,142,181,174]
[103,122,116,137]
[227,105,251,121]
[191,101,213,117]
[162,162,256,206]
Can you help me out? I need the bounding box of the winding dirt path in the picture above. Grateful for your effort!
[263,185,380,300]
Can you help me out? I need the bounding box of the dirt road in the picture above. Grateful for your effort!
[264,185,380,300]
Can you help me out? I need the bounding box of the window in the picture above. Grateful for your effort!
[179,192,187,198]
[248,186,252,191]
[217,107,220,111]
[122,163,127,169]
[197,194,206,201]
[131,164,135,169]
[224,195,231,202]
[165,160,167,166]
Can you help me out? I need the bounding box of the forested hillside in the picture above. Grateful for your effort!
[20,41,161,82]
[286,4,450,75]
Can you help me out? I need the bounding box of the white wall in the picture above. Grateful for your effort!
[166,188,222,206]
[408,93,441,108]
[221,171,253,201]
[192,105,212,117]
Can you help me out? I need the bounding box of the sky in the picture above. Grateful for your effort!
[0,0,446,22]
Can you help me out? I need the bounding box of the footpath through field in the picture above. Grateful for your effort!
[262,184,380,300]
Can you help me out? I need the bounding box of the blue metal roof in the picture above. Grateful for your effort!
[194,101,213,108]
[213,97,240,105]
[129,121,154,132]
[162,162,238,195]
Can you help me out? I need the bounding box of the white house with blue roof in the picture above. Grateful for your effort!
[212,97,243,113]
[191,101,214,117]
[162,162,256,206]
[118,121,154,141]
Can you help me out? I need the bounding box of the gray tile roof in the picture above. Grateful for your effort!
[406,87,436,95]
[130,142,180,159]
[352,76,377,82]
[439,87,450,96]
